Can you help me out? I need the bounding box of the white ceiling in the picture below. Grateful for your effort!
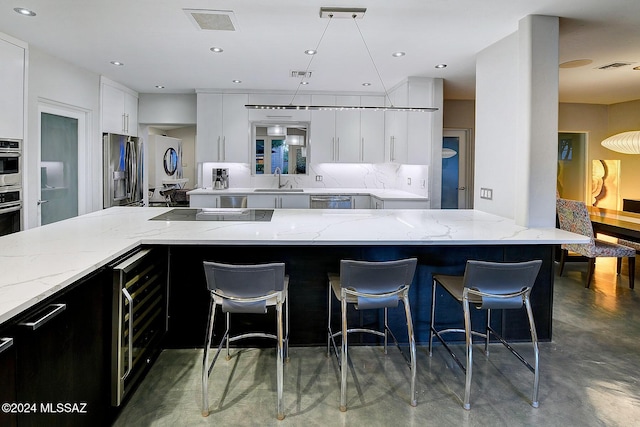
[2,0,640,104]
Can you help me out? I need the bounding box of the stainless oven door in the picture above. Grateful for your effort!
[0,203,21,236]
[0,152,21,187]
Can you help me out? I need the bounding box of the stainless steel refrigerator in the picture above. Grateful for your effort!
[103,133,143,208]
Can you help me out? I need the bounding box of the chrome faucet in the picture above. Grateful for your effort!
[274,167,288,188]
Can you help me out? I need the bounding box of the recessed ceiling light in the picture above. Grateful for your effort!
[300,81,310,85]
[210,47,224,53]
[110,61,124,66]
[392,51,405,57]
[14,7,36,16]
[435,64,447,69]
[232,80,242,83]
[155,85,165,89]
[305,49,317,55]
[362,82,372,86]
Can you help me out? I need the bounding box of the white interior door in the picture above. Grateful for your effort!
[38,103,87,226]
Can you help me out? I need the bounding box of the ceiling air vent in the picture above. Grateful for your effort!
[291,70,312,78]
[184,9,238,31]
[597,62,632,70]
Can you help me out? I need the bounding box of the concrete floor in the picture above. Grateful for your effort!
[114,258,640,426]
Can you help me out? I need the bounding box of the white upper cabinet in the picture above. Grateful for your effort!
[101,78,138,136]
[360,96,385,163]
[0,36,25,140]
[196,93,249,163]
[247,94,311,123]
[310,95,384,164]
[384,85,408,163]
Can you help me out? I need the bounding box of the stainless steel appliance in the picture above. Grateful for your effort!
[310,195,353,209]
[0,139,21,188]
[103,133,143,208]
[213,167,229,189]
[0,187,21,236]
[111,248,167,406]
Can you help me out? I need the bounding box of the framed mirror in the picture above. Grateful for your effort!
[252,122,308,175]
[163,147,178,176]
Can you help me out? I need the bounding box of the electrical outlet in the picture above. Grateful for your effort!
[407,177,411,185]
[480,188,493,200]
[315,175,323,182]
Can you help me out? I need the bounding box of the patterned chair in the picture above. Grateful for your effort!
[556,198,635,289]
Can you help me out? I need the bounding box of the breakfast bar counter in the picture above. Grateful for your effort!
[0,206,586,342]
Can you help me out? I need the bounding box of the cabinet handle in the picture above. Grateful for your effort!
[122,114,126,133]
[19,303,66,331]
[0,337,13,354]
[222,136,226,161]
[125,114,130,133]
[274,197,278,208]
[361,137,364,162]
[217,136,221,160]
[122,288,134,381]
[390,136,396,161]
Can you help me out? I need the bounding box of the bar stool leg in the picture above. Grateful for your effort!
[276,301,285,420]
[403,293,417,406]
[327,281,332,357]
[340,294,348,412]
[463,296,473,410]
[485,309,491,356]
[383,307,389,355]
[202,299,216,417]
[428,279,437,357]
[524,296,540,408]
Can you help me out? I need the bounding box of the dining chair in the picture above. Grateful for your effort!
[556,198,635,288]
[327,258,418,411]
[201,261,289,420]
[429,259,542,410]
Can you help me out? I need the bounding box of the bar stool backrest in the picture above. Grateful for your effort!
[462,260,542,309]
[203,261,285,314]
[340,258,417,309]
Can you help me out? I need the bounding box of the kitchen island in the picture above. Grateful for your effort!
[0,206,586,425]
[0,206,584,329]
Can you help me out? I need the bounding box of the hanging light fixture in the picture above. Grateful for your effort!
[267,125,286,136]
[601,131,640,154]
[244,7,438,113]
[286,135,305,146]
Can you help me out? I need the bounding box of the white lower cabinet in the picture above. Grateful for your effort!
[247,194,310,209]
[190,194,219,208]
[352,195,371,209]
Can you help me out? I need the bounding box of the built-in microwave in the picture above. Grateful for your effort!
[0,188,21,236]
[0,139,21,187]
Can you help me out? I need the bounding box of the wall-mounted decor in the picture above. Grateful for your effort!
[591,159,620,209]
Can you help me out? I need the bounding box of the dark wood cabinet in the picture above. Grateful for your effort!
[10,268,111,427]
[0,335,17,427]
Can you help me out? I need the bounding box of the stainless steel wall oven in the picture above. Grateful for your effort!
[0,185,21,236]
[0,139,21,188]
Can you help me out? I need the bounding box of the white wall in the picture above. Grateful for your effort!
[138,93,196,125]
[25,47,101,229]
[475,15,558,227]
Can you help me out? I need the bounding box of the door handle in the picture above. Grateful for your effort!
[37,199,49,205]
[457,187,466,191]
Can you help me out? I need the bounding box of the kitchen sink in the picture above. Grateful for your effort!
[253,188,304,192]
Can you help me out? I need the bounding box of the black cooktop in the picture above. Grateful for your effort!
[150,208,273,222]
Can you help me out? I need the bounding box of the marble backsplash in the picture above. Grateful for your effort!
[198,162,429,197]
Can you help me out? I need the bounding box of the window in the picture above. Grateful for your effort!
[252,124,307,175]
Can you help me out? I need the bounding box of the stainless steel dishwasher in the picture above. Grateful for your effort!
[310,195,353,209]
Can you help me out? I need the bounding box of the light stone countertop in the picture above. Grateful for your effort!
[187,187,429,200]
[0,206,586,325]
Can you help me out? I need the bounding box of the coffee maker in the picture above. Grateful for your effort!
[212,168,229,189]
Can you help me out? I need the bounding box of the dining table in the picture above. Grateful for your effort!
[589,206,640,242]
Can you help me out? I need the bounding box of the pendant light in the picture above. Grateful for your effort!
[245,7,438,113]
[601,131,640,154]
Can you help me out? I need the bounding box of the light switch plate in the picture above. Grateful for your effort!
[480,188,493,200]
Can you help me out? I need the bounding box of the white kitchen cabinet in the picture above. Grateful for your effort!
[371,196,428,209]
[247,94,311,123]
[196,93,249,163]
[189,194,220,208]
[352,195,371,209]
[371,196,384,209]
[247,193,310,208]
[384,85,408,163]
[360,96,385,163]
[0,36,25,140]
[310,95,381,163]
[101,78,138,136]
